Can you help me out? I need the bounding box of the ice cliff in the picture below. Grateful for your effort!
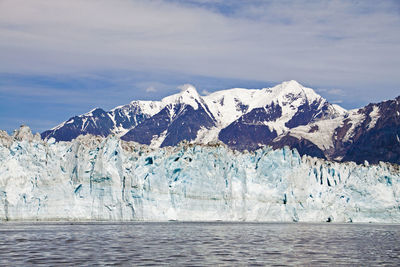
[1,126,399,222]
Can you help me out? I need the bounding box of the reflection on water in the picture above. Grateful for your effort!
[0,222,399,266]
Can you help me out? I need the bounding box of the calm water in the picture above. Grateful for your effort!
[0,222,399,266]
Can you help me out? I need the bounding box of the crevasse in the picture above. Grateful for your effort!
[0,127,399,222]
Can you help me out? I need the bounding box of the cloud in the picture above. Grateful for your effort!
[317,88,345,96]
[145,86,157,93]
[327,89,345,96]
[0,0,399,103]
[201,89,211,95]
[176,84,195,92]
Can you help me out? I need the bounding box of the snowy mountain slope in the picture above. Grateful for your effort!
[121,85,217,147]
[42,80,346,147]
[1,127,400,222]
[341,96,400,164]
[108,100,163,135]
[39,80,399,163]
[42,100,163,141]
[203,80,346,129]
[41,108,116,142]
[42,80,345,144]
[120,80,346,148]
[202,87,259,128]
[218,80,346,150]
[41,84,216,143]
[273,96,400,164]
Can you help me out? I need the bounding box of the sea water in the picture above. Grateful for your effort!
[0,222,399,266]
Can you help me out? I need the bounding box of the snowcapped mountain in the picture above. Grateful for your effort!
[121,84,217,147]
[42,80,344,144]
[216,80,346,150]
[41,100,162,141]
[273,96,400,164]
[40,80,400,164]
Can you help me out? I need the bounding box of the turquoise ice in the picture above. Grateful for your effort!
[0,126,399,222]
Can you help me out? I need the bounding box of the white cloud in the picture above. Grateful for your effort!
[145,86,157,93]
[201,89,211,95]
[0,0,399,100]
[327,89,345,96]
[177,84,196,92]
[317,88,345,96]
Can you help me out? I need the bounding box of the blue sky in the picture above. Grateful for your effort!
[1,0,400,133]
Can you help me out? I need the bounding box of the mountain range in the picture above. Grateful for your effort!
[41,80,400,164]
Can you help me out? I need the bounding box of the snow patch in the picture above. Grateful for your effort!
[162,84,201,110]
[343,110,365,142]
[149,130,168,148]
[281,117,344,150]
[367,105,380,130]
[193,126,220,144]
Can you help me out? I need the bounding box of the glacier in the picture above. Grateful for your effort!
[0,126,399,222]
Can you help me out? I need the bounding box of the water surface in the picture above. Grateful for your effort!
[0,222,399,266]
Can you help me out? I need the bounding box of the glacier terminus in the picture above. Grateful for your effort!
[1,126,399,222]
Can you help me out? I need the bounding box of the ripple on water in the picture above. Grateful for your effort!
[0,222,399,266]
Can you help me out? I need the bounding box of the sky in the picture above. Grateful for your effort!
[1,0,399,133]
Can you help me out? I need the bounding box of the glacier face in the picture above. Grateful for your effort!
[0,127,400,222]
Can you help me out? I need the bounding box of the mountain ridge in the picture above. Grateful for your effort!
[40,80,400,164]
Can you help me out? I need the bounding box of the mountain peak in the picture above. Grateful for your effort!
[162,84,202,110]
[252,80,321,109]
[84,107,105,116]
[281,80,303,88]
[263,80,306,98]
[277,80,305,93]
[179,84,199,96]
[272,80,322,103]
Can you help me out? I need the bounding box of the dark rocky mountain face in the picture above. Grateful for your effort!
[122,102,216,147]
[285,100,332,128]
[247,102,282,123]
[219,120,277,151]
[272,135,326,159]
[39,80,399,165]
[342,97,400,164]
[41,108,114,141]
[161,104,215,147]
[218,98,338,151]
[121,107,171,145]
[41,104,153,142]
[111,107,149,130]
[271,96,400,165]
[218,102,282,150]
